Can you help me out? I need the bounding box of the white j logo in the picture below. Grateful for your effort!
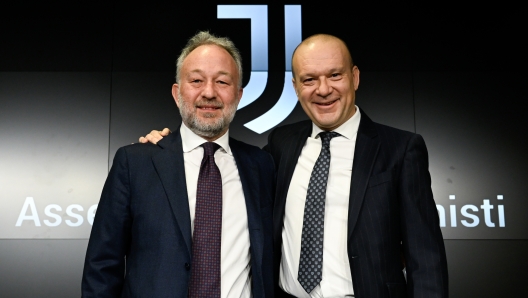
[218,5,302,134]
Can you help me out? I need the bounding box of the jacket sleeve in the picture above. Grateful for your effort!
[399,134,449,297]
[82,147,132,298]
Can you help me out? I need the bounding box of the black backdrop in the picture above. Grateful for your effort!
[1,1,527,297]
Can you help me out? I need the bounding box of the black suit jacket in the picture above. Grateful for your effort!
[265,111,448,298]
[82,131,275,298]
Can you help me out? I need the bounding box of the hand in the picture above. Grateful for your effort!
[138,128,171,145]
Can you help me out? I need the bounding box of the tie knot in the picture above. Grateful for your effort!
[318,131,340,146]
[202,142,220,157]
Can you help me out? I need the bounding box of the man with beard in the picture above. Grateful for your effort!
[82,31,275,298]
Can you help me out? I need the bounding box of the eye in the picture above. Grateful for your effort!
[331,73,341,78]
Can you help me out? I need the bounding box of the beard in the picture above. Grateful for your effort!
[178,91,238,138]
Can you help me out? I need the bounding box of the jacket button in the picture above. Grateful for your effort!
[185,263,190,270]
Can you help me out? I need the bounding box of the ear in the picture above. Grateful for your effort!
[291,77,299,97]
[236,87,243,105]
[172,84,180,107]
[352,66,360,91]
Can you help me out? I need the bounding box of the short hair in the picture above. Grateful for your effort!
[291,34,354,79]
[176,31,243,88]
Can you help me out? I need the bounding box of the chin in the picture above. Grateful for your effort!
[198,113,221,120]
[315,116,338,126]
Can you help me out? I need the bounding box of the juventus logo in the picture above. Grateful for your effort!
[218,5,302,134]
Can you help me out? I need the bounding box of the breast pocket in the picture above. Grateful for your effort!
[367,170,393,188]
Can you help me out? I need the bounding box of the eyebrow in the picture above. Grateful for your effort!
[299,67,344,78]
[217,71,232,77]
[326,67,345,74]
[187,69,234,78]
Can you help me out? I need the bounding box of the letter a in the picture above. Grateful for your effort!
[15,197,41,227]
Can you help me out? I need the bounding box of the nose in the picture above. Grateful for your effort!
[316,77,332,97]
[201,80,216,99]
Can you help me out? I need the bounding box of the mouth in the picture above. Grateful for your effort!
[197,106,221,111]
[196,102,223,111]
[314,99,338,107]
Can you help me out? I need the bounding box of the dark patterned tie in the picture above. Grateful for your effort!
[298,131,340,293]
[188,142,222,298]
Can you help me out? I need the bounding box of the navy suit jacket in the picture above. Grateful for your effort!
[265,111,448,298]
[82,131,275,298]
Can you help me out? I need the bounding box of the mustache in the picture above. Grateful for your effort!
[194,100,224,108]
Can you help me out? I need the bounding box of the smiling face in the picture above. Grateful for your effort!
[172,44,243,141]
[292,36,360,131]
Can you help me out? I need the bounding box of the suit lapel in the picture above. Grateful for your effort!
[152,132,193,257]
[274,122,312,241]
[230,139,265,291]
[347,112,380,241]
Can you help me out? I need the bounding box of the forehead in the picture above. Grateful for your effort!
[182,44,238,76]
[293,40,350,74]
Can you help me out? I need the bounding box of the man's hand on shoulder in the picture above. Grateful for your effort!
[138,128,171,144]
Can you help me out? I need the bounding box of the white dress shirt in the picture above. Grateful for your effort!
[180,123,252,298]
[279,107,361,298]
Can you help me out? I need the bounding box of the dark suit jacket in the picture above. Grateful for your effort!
[265,111,448,298]
[82,131,275,298]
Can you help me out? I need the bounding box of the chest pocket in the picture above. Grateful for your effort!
[367,170,393,188]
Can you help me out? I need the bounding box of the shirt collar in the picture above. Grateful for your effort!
[311,105,361,140]
[180,122,232,155]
